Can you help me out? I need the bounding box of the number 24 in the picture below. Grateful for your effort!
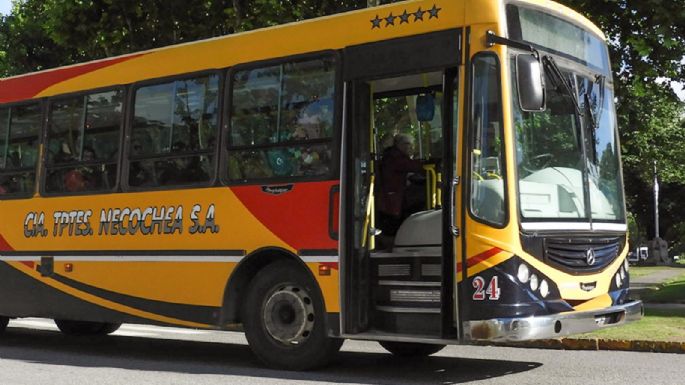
[472,276,501,301]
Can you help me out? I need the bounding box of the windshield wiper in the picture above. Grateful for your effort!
[542,55,583,118]
[584,92,597,129]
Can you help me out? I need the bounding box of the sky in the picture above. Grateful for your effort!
[0,0,10,16]
[0,0,682,100]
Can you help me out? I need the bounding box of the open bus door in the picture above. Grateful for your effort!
[340,30,462,342]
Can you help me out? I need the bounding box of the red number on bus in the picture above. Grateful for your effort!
[472,276,486,300]
[486,276,501,300]
[473,276,500,301]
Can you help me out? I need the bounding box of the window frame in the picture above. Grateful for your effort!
[40,85,127,197]
[466,52,509,229]
[0,99,45,200]
[122,69,225,193]
[221,50,341,186]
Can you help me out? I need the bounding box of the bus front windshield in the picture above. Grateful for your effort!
[507,5,625,223]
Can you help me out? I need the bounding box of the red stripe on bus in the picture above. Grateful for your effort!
[231,181,339,251]
[0,233,13,252]
[457,247,502,273]
[0,54,144,104]
[320,262,339,270]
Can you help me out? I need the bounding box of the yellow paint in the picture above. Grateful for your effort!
[54,261,234,306]
[467,251,514,278]
[0,187,288,251]
[307,263,341,313]
[36,0,465,98]
[7,261,211,328]
[573,293,613,312]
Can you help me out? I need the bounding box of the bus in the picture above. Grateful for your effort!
[0,0,641,370]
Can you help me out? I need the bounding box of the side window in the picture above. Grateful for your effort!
[0,104,41,197]
[45,90,123,194]
[227,57,335,181]
[129,74,220,188]
[470,54,506,226]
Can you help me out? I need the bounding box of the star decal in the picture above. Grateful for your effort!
[385,13,396,27]
[414,7,425,22]
[399,10,410,24]
[428,4,441,19]
[370,14,382,29]
[370,6,443,30]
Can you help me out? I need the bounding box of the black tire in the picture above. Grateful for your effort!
[54,319,122,336]
[242,260,343,370]
[0,316,8,333]
[379,341,445,357]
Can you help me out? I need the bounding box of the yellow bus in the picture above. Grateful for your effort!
[0,0,641,370]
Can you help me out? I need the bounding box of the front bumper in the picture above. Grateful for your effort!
[463,300,643,341]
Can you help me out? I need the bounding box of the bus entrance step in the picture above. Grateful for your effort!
[373,307,441,335]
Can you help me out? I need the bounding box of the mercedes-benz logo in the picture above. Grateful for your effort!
[586,248,596,266]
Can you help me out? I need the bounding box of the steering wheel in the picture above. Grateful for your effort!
[523,153,554,173]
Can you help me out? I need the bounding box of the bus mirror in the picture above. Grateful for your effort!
[516,54,546,112]
[416,94,435,122]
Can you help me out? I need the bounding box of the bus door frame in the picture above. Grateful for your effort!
[340,29,463,338]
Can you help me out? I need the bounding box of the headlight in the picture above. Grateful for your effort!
[615,273,622,287]
[530,274,539,291]
[620,267,626,280]
[539,280,550,298]
[624,258,629,271]
[517,264,530,283]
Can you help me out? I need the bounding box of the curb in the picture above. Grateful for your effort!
[475,338,685,354]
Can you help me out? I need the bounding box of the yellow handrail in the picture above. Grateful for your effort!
[423,164,437,210]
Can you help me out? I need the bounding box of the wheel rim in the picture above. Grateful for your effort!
[262,285,315,346]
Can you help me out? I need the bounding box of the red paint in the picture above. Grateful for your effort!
[231,180,339,251]
[20,261,35,269]
[320,262,339,271]
[0,233,13,252]
[0,54,144,104]
[457,247,502,273]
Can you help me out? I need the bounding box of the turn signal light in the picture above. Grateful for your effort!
[318,264,331,276]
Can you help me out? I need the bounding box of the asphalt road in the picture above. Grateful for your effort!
[0,319,683,385]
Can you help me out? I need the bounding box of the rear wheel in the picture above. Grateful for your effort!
[379,341,445,357]
[54,320,121,336]
[0,316,8,333]
[242,261,343,370]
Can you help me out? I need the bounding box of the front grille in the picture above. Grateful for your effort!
[545,237,620,272]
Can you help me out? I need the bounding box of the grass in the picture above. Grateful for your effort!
[575,307,685,343]
[640,271,685,303]
[629,266,671,278]
[569,266,685,342]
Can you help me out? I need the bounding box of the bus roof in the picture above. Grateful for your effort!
[0,0,603,104]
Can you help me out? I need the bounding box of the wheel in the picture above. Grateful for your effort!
[0,316,8,333]
[242,261,343,370]
[54,319,121,336]
[379,341,445,357]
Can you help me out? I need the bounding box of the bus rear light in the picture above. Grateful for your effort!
[517,264,530,283]
[529,274,539,291]
[318,264,331,276]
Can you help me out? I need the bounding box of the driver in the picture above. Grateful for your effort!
[378,134,424,237]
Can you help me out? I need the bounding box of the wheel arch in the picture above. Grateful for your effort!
[220,247,321,326]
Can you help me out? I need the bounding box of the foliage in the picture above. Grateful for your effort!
[557,0,685,252]
[0,0,366,77]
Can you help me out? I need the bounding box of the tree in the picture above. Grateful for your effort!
[558,0,685,253]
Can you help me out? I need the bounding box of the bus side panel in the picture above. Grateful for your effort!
[0,181,339,327]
